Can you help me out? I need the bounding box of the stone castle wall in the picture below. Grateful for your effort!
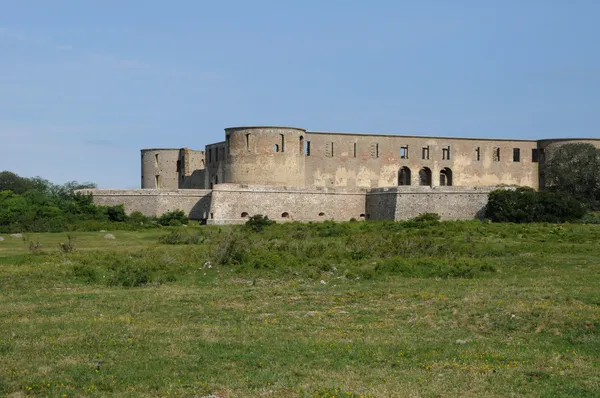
[207,184,366,224]
[366,186,492,221]
[77,189,212,220]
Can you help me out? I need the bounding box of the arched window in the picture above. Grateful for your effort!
[419,167,432,186]
[398,167,411,186]
[241,212,249,218]
[299,136,304,155]
[440,168,453,186]
[318,212,325,217]
[281,212,289,218]
[274,144,280,152]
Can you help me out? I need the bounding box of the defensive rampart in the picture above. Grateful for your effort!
[77,189,212,220]
[366,186,493,221]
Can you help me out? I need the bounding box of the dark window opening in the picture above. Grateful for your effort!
[176,160,181,172]
[422,146,430,160]
[274,144,280,152]
[305,141,311,156]
[353,142,357,158]
[245,133,250,151]
[210,213,214,219]
[154,153,159,167]
[475,147,481,161]
[318,212,325,217]
[299,136,304,155]
[513,148,520,162]
[280,134,285,152]
[398,166,411,186]
[532,148,539,163]
[440,167,453,186]
[419,167,432,186]
[400,146,408,159]
[442,146,451,160]
[493,147,500,162]
[281,212,289,218]
[359,213,366,219]
[241,212,249,218]
[326,142,334,157]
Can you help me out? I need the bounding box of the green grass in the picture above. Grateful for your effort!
[1,221,599,397]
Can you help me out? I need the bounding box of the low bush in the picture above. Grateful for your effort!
[158,210,189,226]
[245,215,275,232]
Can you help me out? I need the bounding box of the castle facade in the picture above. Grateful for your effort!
[83,126,600,224]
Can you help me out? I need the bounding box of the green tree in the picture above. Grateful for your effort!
[544,143,600,209]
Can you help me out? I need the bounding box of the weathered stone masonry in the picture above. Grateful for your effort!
[82,126,600,223]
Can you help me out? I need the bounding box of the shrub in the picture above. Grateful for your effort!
[411,212,441,223]
[245,215,275,232]
[129,211,149,224]
[106,205,127,222]
[486,187,586,223]
[158,210,189,226]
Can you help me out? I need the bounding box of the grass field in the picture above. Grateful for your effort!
[0,220,599,397]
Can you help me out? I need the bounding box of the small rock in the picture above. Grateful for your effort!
[99,230,107,233]
[455,339,468,344]
[320,280,327,285]
[0,236,4,241]
[11,233,23,238]
[103,234,116,240]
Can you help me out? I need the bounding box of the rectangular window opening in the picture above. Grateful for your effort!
[280,134,285,152]
[493,147,501,162]
[442,146,451,160]
[353,142,357,158]
[245,134,250,151]
[305,141,311,156]
[422,146,429,160]
[376,143,379,158]
[475,147,481,161]
[400,146,408,159]
[532,148,539,163]
[154,153,159,167]
[513,148,521,162]
[155,175,161,189]
[176,160,181,172]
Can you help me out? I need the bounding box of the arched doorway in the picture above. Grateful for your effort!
[398,167,411,186]
[419,167,432,186]
[440,168,453,186]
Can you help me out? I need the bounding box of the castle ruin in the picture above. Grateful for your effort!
[81,126,600,223]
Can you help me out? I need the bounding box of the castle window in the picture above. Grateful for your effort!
[422,146,430,160]
[398,166,411,186]
[442,146,451,160]
[245,133,251,151]
[326,142,334,157]
[493,147,500,162]
[280,134,285,152]
[353,142,357,158]
[370,143,379,158]
[155,175,161,189]
[241,212,249,218]
[305,141,311,156]
[440,167,453,186]
[281,212,289,218]
[532,148,539,163]
[419,167,432,186]
[513,148,521,162]
[400,146,409,159]
[154,153,159,167]
[299,136,304,154]
[176,160,181,172]
[475,147,481,161]
[318,212,325,217]
[274,144,280,152]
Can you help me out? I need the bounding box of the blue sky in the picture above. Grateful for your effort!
[1,1,599,188]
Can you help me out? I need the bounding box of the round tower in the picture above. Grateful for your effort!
[141,148,181,189]
[223,126,307,187]
[536,138,600,189]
